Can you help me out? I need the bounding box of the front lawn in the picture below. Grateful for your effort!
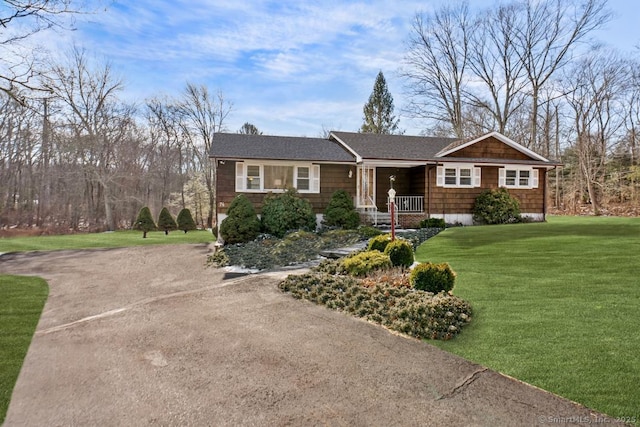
[416,216,640,423]
[0,276,48,424]
[0,229,214,253]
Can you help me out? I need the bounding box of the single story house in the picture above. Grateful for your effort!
[209,131,560,228]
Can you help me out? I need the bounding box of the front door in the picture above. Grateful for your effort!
[357,165,375,208]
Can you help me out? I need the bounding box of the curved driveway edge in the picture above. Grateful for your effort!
[0,244,626,426]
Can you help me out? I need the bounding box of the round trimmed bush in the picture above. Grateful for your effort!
[261,188,317,238]
[220,194,261,244]
[384,239,414,268]
[323,189,360,229]
[339,250,391,277]
[367,233,392,252]
[473,188,521,225]
[410,262,456,293]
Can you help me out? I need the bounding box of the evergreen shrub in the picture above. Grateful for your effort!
[418,217,446,229]
[157,207,178,235]
[134,206,156,238]
[410,262,456,294]
[261,188,316,238]
[473,188,521,225]
[367,233,392,252]
[176,208,197,233]
[219,194,261,244]
[339,250,391,277]
[322,189,360,229]
[358,225,382,239]
[383,239,414,268]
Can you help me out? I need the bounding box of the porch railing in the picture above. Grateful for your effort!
[389,195,424,213]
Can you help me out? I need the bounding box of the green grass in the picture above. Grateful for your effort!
[0,276,48,424]
[0,230,215,253]
[416,216,640,422]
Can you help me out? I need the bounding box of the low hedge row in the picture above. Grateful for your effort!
[278,271,472,340]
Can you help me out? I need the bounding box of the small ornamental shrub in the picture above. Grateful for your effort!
[383,239,414,268]
[134,206,156,238]
[220,194,261,244]
[207,249,230,268]
[157,207,178,235]
[176,208,197,233]
[322,189,360,229]
[367,233,392,252]
[358,225,382,239]
[473,188,521,225]
[339,250,391,277]
[419,217,446,229]
[410,262,456,294]
[261,188,317,238]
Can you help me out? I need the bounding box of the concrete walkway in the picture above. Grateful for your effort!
[0,244,626,426]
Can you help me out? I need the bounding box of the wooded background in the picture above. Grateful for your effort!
[1,0,639,233]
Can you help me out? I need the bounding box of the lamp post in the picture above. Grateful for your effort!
[388,175,396,241]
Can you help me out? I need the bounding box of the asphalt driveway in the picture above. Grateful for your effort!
[0,244,625,426]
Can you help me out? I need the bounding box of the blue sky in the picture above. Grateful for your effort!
[41,0,640,136]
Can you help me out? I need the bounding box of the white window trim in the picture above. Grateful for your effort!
[499,167,539,189]
[235,161,320,193]
[436,164,481,188]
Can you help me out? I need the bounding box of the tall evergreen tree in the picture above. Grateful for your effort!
[135,207,156,238]
[176,208,197,233]
[360,71,399,134]
[157,207,177,235]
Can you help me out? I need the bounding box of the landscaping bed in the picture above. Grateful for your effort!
[209,226,473,341]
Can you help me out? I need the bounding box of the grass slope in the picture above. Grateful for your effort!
[0,276,48,424]
[416,216,639,422]
[0,230,214,253]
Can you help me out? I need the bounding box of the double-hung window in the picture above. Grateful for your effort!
[437,164,481,188]
[499,167,538,189]
[235,162,319,193]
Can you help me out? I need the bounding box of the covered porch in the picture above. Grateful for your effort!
[356,163,429,226]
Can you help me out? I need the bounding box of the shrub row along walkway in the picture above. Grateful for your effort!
[0,244,625,426]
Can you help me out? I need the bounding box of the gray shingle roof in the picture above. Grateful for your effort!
[210,133,355,162]
[330,131,458,161]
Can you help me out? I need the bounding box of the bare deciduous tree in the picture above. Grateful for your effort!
[178,83,232,228]
[467,3,527,134]
[564,50,628,215]
[513,0,611,148]
[0,0,82,100]
[44,46,133,230]
[402,2,471,138]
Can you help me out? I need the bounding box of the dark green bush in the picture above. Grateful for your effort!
[134,206,156,238]
[261,188,317,238]
[176,208,197,233]
[410,262,456,293]
[419,217,446,229]
[157,207,178,235]
[367,233,392,252]
[383,239,414,268]
[322,189,360,229]
[220,194,261,244]
[339,250,391,277]
[473,188,521,225]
